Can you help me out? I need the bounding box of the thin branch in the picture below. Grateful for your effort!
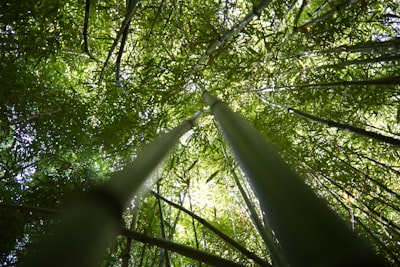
[293,0,308,27]
[0,202,60,216]
[231,170,288,267]
[278,0,359,50]
[187,189,200,251]
[83,0,100,62]
[289,38,400,58]
[279,54,400,78]
[284,148,400,239]
[167,192,186,240]
[156,185,171,267]
[307,168,400,265]
[99,0,139,83]
[354,152,400,177]
[151,191,271,267]
[304,157,400,237]
[115,0,133,89]
[0,110,61,129]
[314,55,400,70]
[188,0,273,80]
[260,98,400,147]
[142,0,166,48]
[313,145,400,212]
[121,198,141,267]
[119,228,246,267]
[333,154,400,201]
[253,76,400,92]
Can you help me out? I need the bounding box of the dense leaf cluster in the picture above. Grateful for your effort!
[1,0,399,266]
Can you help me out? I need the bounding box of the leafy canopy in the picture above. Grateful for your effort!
[1,0,399,266]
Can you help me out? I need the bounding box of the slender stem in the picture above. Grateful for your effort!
[252,76,400,92]
[281,146,400,264]
[307,169,400,264]
[353,151,400,177]
[277,0,359,52]
[101,110,203,209]
[332,153,400,201]
[293,0,308,27]
[20,111,202,267]
[314,55,400,70]
[295,150,400,237]
[151,191,271,267]
[279,55,400,78]
[121,198,140,267]
[119,228,246,267]
[156,185,171,267]
[99,0,139,82]
[188,189,200,250]
[140,201,159,267]
[116,0,134,89]
[231,170,288,267]
[188,0,272,80]
[290,38,400,58]
[203,91,385,267]
[141,0,166,52]
[167,192,187,240]
[1,110,61,128]
[261,98,400,147]
[0,202,60,216]
[83,0,100,62]
[299,0,358,29]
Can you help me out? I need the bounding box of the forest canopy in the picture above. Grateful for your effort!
[1,0,400,266]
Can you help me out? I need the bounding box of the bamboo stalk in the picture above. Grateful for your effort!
[0,202,60,216]
[167,191,186,241]
[187,188,201,260]
[140,200,159,267]
[278,55,400,78]
[156,185,171,267]
[290,38,400,58]
[121,197,141,267]
[297,0,358,29]
[99,0,139,82]
[151,191,271,267]
[20,111,202,267]
[332,154,400,201]
[115,0,131,89]
[253,76,400,92]
[293,0,308,28]
[203,91,385,267]
[83,0,100,62]
[101,110,202,209]
[320,165,400,238]
[120,228,246,267]
[285,147,400,238]
[188,0,272,78]
[278,0,359,50]
[306,170,400,265]
[231,170,288,267]
[314,55,400,69]
[1,109,61,128]
[353,151,400,177]
[288,145,400,238]
[262,99,400,147]
[313,145,400,212]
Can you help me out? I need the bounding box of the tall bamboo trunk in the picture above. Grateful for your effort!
[20,111,202,267]
[203,91,385,267]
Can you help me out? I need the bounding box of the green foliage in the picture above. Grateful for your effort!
[1,0,399,265]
